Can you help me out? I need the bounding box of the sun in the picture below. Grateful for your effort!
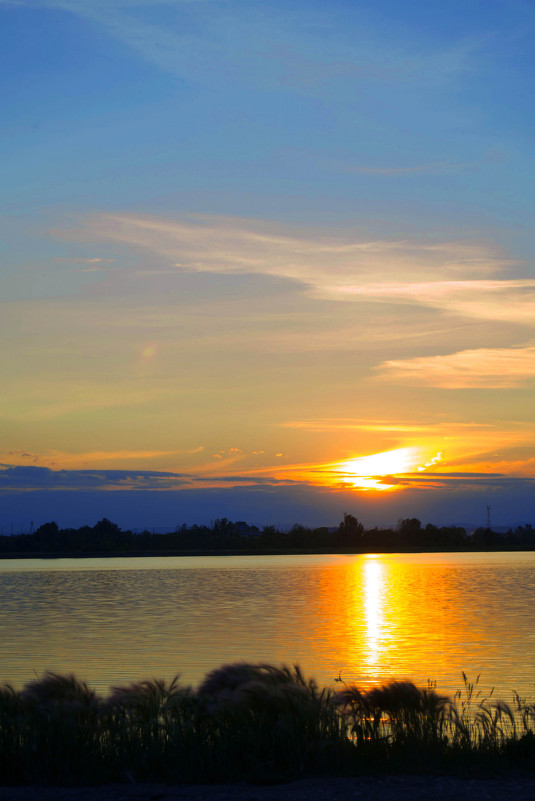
[270,447,442,492]
[332,447,419,491]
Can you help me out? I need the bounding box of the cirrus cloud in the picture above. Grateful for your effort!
[375,345,535,388]
[55,213,529,326]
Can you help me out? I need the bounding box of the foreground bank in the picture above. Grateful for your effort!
[1,663,535,785]
[3,775,535,801]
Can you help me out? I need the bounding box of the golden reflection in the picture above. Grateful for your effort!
[309,554,482,693]
[363,556,385,669]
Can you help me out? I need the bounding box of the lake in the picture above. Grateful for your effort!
[1,551,534,701]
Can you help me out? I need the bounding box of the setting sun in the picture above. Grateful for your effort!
[273,446,445,492]
[332,447,420,491]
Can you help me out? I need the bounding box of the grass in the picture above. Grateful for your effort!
[1,664,535,785]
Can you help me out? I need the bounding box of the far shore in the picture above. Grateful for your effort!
[1,546,535,560]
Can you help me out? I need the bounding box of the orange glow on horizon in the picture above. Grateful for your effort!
[266,446,444,492]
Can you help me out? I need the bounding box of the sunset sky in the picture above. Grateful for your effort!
[2,0,535,530]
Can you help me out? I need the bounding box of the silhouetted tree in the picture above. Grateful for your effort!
[35,521,59,536]
[396,518,424,549]
[212,518,235,536]
[336,513,364,548]
[93,518,121,535]
[398,518,422,533]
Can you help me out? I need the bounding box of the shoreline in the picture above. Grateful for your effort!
[1,546,534,559]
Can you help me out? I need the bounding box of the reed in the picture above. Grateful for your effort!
[1,665,535,785]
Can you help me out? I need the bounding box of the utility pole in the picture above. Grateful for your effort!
[486,505,491,530]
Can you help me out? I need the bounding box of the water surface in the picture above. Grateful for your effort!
[1,552,534,699]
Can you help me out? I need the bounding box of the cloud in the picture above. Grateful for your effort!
[54,257,116,264]
[375,345,535,388]
[7,449,40,458]
[55,256,116,272]
[2,464,535,515]
[79,213,513,280]
[0,465,186,490]
[3,0,477,97]
[340,279,535,326]
[377,472,535,492]
[0,465,298,493]
[282,418,494,433]
[56,213,526,322]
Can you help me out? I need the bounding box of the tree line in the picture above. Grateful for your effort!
[0,513,534,555]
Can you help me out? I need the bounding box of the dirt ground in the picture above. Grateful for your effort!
[2,775,535,801]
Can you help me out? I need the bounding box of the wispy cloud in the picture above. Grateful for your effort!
[56,213,525,324]
[282,418,495,433]
[375,345,535,388]
[339,279,535,326]
[54,257,116,264]
[3,0,478,97]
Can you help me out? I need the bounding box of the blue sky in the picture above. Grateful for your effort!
[4,0,534,226]
[2,0,535,530]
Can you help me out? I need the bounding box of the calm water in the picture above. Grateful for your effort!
[1,552,534,700]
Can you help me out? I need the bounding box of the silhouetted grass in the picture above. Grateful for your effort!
[1,665,535,785]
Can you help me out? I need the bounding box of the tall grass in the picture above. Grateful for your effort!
[1,664,535,785]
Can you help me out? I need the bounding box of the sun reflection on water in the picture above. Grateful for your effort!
[312,554,467,691]
[363,556,385,671]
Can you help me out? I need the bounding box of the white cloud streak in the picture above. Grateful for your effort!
[375,345,535,388]
[61,212,532,329]
[339,279,535,326]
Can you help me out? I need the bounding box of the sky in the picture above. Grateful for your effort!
[1,0,535,531]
